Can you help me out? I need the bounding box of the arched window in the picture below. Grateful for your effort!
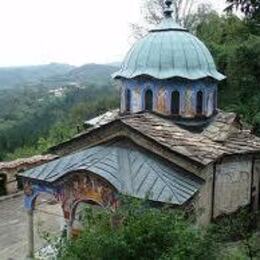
[196,91,203,114]
[213,90,217,111]
[145,89,153,111]
[171,91,180,115]
[126,89,131,112]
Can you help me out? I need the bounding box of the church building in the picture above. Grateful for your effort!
[20,1,260,257]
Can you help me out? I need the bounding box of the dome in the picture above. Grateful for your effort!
[113,17,225,81]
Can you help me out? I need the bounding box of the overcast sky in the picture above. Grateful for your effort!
[0,0,228,67]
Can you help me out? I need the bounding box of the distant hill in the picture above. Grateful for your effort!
[0,63,75,89]
[0,63,119,89]
[43,63,119,86]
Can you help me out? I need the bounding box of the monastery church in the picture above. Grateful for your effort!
[20,0,260,256]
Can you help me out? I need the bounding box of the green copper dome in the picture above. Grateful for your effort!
[113,16,225,81]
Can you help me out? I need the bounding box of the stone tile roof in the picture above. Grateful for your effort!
[84,109,120,128]
[120,112,260,165]
[55,110,260,166]
[82,111,260,165]
[20,140,202,205]
[0,155,58,172]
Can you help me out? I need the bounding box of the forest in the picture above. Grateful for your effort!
[0,64,119,160]
[0,0,259,161]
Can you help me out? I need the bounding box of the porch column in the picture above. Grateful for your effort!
[27,209,34,259]
[66,219,72,240]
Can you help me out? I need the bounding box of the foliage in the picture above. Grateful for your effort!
[50,201,260,260]
[1,81,119,160]
[58,198,218,260]
[196,13,260,134]
[210,208,260,260]
[225,0,260,23]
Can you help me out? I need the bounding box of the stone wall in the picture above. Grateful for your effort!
[194,155,260,224]
[193,164,214,225]
[0,169,20,195]
[0,155,57,196]
[214,156,252,218]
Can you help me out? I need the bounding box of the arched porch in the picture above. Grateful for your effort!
[20,139,202,258]
[23,171,118,258]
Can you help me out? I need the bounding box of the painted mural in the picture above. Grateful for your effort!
[23,172,119,236]
[58,173,118,220]
[120,78,217,119]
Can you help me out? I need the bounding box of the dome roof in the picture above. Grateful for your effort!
[113,17,225,81]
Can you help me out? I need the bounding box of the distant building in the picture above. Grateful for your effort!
[19,1,260,257]
[0,155,57,196]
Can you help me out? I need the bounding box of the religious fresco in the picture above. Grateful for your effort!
[131,87,142,113]
[23,171,119,236]
[58,172,118,220]
[157,87,167,114]
[121,78,218,119]
[184,88,194,118]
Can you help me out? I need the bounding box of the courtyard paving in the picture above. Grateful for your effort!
[0,194,63,260]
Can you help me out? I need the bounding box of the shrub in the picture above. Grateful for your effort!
[58,198,218,260]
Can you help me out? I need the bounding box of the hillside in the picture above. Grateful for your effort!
[0,63,75,89]
[0,62,120,160]
[42,63,118,86]
[0,63,119,90]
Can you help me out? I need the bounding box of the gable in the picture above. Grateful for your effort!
[50,111,260,174]
[21,140,203,205]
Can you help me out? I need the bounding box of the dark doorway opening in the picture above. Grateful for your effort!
[196,91,203,115]
[145,90,153,111]
[126,89,131,112]
[0,173,7,196]
[171,91,180,115]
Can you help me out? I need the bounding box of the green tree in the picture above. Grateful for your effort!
[225,0,260,22]
[58,198,217,260]
[197,13,260,133]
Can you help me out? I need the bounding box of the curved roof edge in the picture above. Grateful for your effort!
[112,70,226,81]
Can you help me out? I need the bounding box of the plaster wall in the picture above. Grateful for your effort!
[6,179,18,194]
[214,156,252,218]
[1,169,18,194]
[193,164,214,225]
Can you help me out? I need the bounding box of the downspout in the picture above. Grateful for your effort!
[211,162,217,222]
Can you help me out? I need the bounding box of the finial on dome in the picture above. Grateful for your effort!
[164,0,173,17]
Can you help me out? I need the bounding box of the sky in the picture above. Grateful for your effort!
[0,0,228,67]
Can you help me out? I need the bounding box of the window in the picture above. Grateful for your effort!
[126,89,131,112]
[196,91,203,114]
[213,90,217,111]
[171,91,180,115]
[145,89,153,111]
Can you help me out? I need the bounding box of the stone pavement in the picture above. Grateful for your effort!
[0,194,63,260]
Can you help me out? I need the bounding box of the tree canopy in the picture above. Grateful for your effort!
[225,0,260,22]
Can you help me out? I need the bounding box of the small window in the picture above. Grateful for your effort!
[126,89,131,112]
[171,91,180,115]
[213,90,217,111]
[196,91,203,114]
[145,89,153,111]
